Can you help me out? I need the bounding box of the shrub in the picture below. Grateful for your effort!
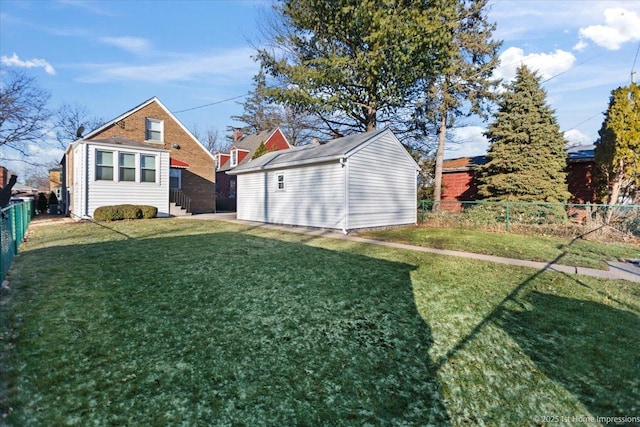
[139,205,158,219]
[93,204,157,221]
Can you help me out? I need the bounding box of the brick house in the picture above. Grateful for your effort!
[61,97,216,219]
[214,128,291,211]
[441,145,598,210]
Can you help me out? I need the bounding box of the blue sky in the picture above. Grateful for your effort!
[1,0,640,180]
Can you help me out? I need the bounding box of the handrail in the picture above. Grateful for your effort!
[169,189,191,213]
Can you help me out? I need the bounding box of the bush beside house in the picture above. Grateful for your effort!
[93,205,158,221]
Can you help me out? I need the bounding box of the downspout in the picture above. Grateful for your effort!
[83,143,89,218]
[341,157,348,234]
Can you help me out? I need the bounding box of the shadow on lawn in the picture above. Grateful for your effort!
[494,291,640,419]
[4,230,451,425]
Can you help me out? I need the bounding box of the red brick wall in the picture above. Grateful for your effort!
[89,101,216,213]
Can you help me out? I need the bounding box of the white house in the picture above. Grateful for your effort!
[63,137,170,219]
[227,128,420,233]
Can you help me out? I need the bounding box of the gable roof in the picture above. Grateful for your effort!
[83,96,215,161]
[218,128,291,172]
[228,128,418,174]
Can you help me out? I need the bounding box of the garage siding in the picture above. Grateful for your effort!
[237,161,345,229]
[347,133,417,229]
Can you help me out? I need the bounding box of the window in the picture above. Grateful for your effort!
[146,118,163,142]
[96,150,113,180]
[141,155,156,183]
[276,173,285,191]
[119,153,136,181]
[169,168,181,189]
[230,149,238,167]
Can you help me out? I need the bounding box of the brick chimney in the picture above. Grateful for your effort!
[233,129,243,142]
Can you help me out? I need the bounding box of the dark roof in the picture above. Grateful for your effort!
[443,144,596,172]
[567,144,595,162]
[442,155,488,172]
[87,137,169,152]
[228,128,414,174]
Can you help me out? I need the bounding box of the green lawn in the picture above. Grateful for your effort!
[1,218,639,426]
[360,226,640,269]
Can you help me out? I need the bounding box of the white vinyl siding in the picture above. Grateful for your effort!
[233,129,418,232]
[347,133,417,229]
[237,162,345,229]
[84,144,169,217]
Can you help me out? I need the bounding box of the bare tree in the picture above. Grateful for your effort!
[0,69,51,155]
[54,103,105,149]
[190,125,229,153]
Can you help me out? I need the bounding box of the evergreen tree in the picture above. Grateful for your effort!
[256,0,456,136]
[477,65,569,203]
[252,141,269,159]
[231,70,281,135]
[594,82,640,215]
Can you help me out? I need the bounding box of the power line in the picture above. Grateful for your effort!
[631,40,640,83]
[172,94,248,114]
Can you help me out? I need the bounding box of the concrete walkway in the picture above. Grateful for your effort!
[183,213,640,283]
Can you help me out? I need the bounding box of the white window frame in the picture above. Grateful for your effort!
[119,152,136,182]
[276,172,285,191]
[230,149,238,167]
[146,118,164,143]
[95,150,114,181]
[141,154,157,183]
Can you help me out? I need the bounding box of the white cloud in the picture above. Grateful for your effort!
[495,47,576,82]
[99,36,151,54]
[445,126,489,159]
[578,8,640,50]
[564,129,594,147]
[78,47,258,83]
[0,52,56,75]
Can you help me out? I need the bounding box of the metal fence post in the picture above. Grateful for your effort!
[505,201,510,232]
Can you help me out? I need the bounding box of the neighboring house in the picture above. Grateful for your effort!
[440,144,598,210]
[215,128,291,211]
[228,128,420,233]
[49,167,62,200]
[61,97,216,220]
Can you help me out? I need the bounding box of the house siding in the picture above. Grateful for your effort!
[88,100,215,213]
[237,161,345,229]
[70,142,169,218]
[347,133,417,229]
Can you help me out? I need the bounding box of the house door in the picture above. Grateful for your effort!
[170,168,182,190]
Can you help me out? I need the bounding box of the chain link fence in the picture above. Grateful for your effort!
[1,200,34,282]
[419,200,640,241]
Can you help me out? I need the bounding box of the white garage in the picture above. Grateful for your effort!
[227,128,419,233]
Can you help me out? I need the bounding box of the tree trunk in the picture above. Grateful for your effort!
[432,113,447,211]
[605,159,626,224]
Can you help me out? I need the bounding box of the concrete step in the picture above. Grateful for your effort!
[170,202,191,216]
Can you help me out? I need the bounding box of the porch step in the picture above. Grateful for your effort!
[170,202,191,216]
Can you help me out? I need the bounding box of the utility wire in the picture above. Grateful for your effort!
[172,94,248,114]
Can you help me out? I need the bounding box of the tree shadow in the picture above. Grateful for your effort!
[494,291,640,419]
[3,230,450,425]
